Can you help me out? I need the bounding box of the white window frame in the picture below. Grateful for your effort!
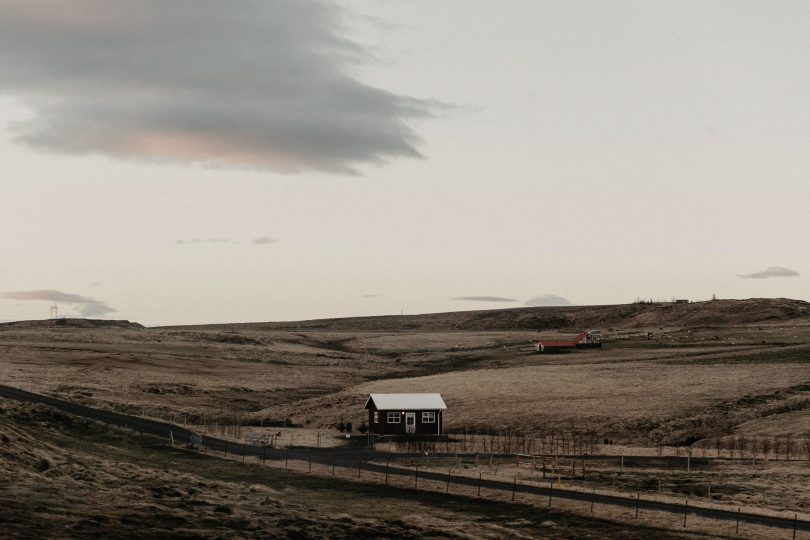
[373,411,379,423]
[421,411,436,423]
[387,411,400,423]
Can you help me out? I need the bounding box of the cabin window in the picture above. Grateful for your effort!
[422,411,436,423]
[387,412,400,423]
[373,412,379,423]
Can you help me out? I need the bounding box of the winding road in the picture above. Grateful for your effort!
[1,384,808,534]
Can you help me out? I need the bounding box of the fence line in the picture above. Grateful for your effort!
[2,384,808,537]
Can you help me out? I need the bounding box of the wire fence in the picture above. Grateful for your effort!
[193,438,810,539]
[3,384,808,539]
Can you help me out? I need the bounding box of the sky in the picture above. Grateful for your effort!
[1,0,809,325]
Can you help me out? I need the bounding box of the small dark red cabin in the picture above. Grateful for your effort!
[364,393,447,436]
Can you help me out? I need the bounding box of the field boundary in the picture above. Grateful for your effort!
[1,384,808,535]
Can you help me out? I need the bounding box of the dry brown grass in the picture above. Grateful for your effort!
[2,313,809,446]
[0,400,692,539]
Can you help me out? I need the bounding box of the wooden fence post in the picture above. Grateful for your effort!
[736,507,740,534]
[683,499,688,527]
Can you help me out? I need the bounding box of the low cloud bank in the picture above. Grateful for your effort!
[251,236,277,245]
[452,296,517,302]
[175,236,278,245]
[175,238,236,245]
[3,290,116,317]
[523,294,573,307]
[737,266,800,279]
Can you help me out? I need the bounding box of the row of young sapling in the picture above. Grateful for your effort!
[136,406,296,442]
[387,430,603,455]
[680,435,810,461]
[388,430,810,463]
[137,404,810,463]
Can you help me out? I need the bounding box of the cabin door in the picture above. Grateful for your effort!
[405,413,416,434]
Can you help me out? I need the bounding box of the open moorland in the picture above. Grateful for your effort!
[1,298,810,537]
[3,400,692,539]
[1,298,809,445]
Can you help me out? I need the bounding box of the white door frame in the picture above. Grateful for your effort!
[405,412,416,434]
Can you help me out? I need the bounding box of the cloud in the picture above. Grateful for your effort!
[175,238,237,245]
[3,290,116,317]
[452,296,518,302]
[362,293,380,298]
[0,1,435,173]
[737,266,800,279]
[251,236,277,245]
[523,294,573,307]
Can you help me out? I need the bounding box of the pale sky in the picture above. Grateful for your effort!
[1,1,808,325]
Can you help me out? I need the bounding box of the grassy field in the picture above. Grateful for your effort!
[1,400,700,539]
[1,299,809,447]
[2,299,810,536]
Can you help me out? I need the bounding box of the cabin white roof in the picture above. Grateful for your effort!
[364,393,447,411]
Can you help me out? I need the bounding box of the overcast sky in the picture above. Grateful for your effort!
[1,0,808,325]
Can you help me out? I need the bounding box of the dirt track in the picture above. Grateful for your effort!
[2,383,808,534]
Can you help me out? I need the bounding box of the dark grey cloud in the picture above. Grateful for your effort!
[251,236,278,245]
[737,266,800,279]
[523,294,573,307]
[3,290,115,317]
[175,238,237,245]
[452,296,518,302]
[0,1,435,173]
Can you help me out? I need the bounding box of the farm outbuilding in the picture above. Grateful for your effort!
[535,331,601,354]
[363,393,447,436]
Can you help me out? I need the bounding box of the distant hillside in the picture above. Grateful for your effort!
[164,298,810,332]
[0,319,145,330]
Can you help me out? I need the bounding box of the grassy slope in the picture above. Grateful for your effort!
[0,400,693,539]
[158,298,810,332]
[0,298,808,446]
